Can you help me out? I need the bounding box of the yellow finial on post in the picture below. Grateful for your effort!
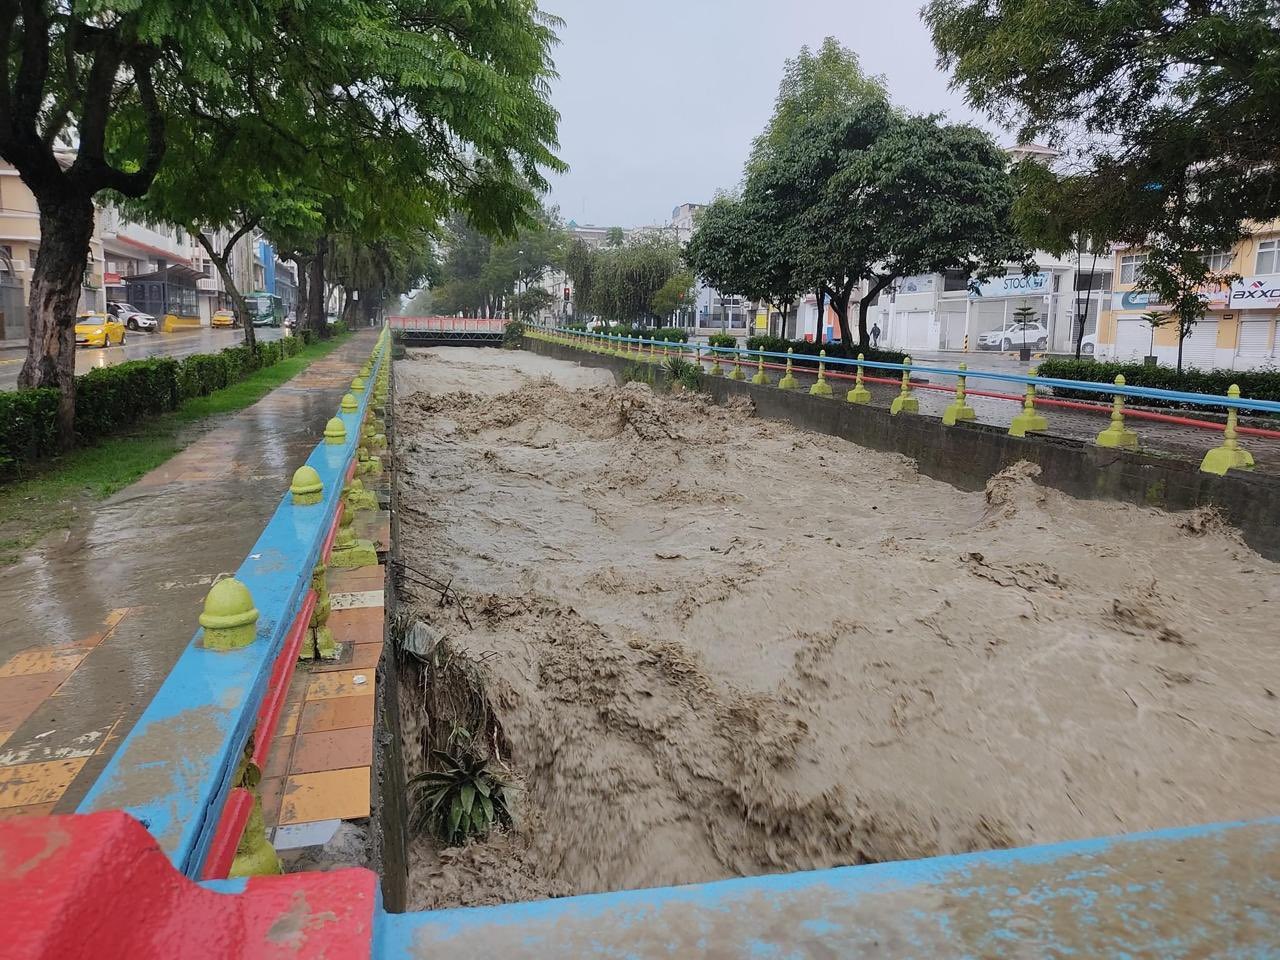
[890,357,918,415]
[1200,384,1255,475]
[846,353,871,404]
[810,349,833,397]
[1095,374,1139,449]
[778,348,799,390]
[943,362,978,426]
[709,345,724,377]
[751,349,770,385]
[1008,367,1048,436]
[728,348,746,380]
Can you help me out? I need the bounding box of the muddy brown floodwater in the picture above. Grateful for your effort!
[394,346,1280,911]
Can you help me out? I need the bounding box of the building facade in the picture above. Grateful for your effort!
[1094,225,1280,370]
[0,160,106,343]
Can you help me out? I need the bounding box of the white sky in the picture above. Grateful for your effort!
[542,0,1002,227]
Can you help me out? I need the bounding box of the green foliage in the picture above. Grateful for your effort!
[0,335,309,479]
[503,320,525,348]
[707,334,737,348]
[1035,359,1280,409]
[0,390,60,478]
[650,269,696,322]
[595,324,689,343]
[564,235,683,324]
[620,363,656,386]
[433,210,566,320]
[663,354,697,386]
[408,749,513,844]
[679,364,704,391]
[745,336,907,370]
[749,38,889,170]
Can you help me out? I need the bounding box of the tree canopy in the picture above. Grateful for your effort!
[564,235,683,324]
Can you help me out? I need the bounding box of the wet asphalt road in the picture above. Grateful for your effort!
[0,327,287,391]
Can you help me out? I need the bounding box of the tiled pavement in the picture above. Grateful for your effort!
[0,332,389,842]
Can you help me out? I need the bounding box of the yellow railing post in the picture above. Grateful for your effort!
[943,362,977,425]
[1009,367,1048,436]
[1095,374,1139,449]
[778,348,799,390]
[846,353,871,404]
[728,349,746,380]
[751,349,770,385]
[709,345,724,377]
[1201,384,1255,475]
[809,349,833,397]
[890,357,918,415]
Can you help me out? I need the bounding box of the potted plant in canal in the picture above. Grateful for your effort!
[1141,310,1170,367]
[1012,304,1038,361]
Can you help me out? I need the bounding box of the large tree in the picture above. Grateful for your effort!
[833,113,1028,345]
[926,0,1280,372]
[685,194,802,337]
[565,234,682,324]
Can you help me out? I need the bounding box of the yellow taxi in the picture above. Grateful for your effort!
[211,309,237,328]
[75,311,126,348]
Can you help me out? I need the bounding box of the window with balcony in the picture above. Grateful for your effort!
[1257,239,1279,275]
[1119,253,1148,285]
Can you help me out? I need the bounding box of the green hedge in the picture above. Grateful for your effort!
[595,324,689,343]
[1035,358,1280,409]
[745,336,908,369]
[1,332,313,479]
[706,333,737,348]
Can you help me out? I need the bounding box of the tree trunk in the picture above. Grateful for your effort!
[308,236,329,338]
[17,193,96,447]
[832,282,854,346]
[858,275,893,348]
[291,256,311,331]
[196,233,255,350]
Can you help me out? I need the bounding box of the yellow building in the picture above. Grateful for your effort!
[1096,223,1280,370]
[0,160,106,343]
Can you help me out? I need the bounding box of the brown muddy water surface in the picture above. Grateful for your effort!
[394,346,1280,911]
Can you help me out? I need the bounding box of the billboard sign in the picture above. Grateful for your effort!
[969,271,1052,299]
[1228,274,1280,310]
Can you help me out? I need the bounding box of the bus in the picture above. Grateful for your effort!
[246,291,284,328]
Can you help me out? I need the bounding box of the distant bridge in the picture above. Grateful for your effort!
[389,315,505,346]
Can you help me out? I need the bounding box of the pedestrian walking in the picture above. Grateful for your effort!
[870,323,881,348]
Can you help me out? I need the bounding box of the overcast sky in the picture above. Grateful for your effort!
[541,0,1002,228]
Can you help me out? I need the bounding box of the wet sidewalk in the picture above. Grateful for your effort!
[0,330,379,816]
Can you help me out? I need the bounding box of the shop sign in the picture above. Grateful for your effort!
[968,271,1051,299]
[1228,274,1280,310]
[899,275,935,295]
[103,271,122,285]
[1113,286,1232,311]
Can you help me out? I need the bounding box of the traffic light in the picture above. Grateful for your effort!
[563,286,571,302]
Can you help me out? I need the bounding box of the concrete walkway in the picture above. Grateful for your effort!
[0,330,378,816]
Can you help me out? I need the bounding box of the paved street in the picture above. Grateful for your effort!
[0,327,287,391]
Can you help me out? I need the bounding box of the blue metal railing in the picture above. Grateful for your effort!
[78,332,389,878]
[543,326,1280,416]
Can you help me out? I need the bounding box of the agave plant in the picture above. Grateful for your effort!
[409,749,513,844]
[664,354,694,383]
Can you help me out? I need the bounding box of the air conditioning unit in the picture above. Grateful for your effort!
[196,277,218,291]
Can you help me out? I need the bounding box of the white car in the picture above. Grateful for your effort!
[107,301,157,332]
[977,321,1048,351]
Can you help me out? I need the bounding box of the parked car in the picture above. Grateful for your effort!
[107,301,156,332]
[977,321,1049,351]
[211,309,237,328]
[75,311,126,347]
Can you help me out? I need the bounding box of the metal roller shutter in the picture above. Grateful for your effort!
[1175,321,1218,370]
[1236,319,1275,369]
[1114,317,1149,361]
